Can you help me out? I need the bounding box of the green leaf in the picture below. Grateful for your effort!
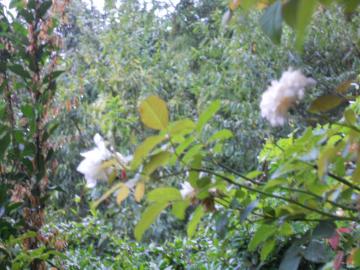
[353,158,360,183]
[147,187,182,203]
[303,240,331,263]
[248,224,277,251]
[208,129,233,143]
[170,136,195,165]
[134,202,168,241]
[91,182,123,209]
[131,134,166,170]
[18,9,34,24]
[263,178,288,191]
[294,0,318,49]
[344,109,357,125]
[168,119,195,136]
[9,64,31,80]
[138,96,169,130]
[261,239,276,261]
[116,185,130,205]
[43,70,64,84]
[279,242,302,270]
[10,0,25,9]
[196,100,221,132]
[0,132,11,160]
[187,205,205,238]
[189,154,202,187]
[182,144,203,164]
[309,95,345,113]
[354,248,360,266]
[171,200,189,220]
[134,182,145,202]
[279,223,293,236]
[21,104,34,119]
[336,80,354,94]
[260,0,282,44]
[339,0,360,12]
[240,200,258,223]
[38,0,52,18]
[312,221,336,239]
[142,151,171,177]
[282,0,299,29]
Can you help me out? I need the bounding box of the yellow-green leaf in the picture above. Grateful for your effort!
[147,187,182,202]
[131,134,166,170]
[309,95,345,113]
[138,96,168,130]
[336,80,354,94]
[168,119,195,136]
[183,144,203,164]
[116,185,130,205]
[170,136,195,165]
[208,129,233,143]
[248,224,277,251]
[92,182,123,209]
[344,109,357,125]
[187,205,205,238]
[134,202,168,241]
[134,182,145,202]
[295,0,318,50]
[196,100,221,132]
[260,239,276,261]
[172,200,190,220]
[142,151,171,177]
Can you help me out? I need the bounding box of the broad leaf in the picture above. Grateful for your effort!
[294,0,318,49]
[313,221,336,239]
[182,144,203,164]
[131,134,166,170]
[9,64,31,80]
[0,132,10,160]
[116,185,130,205]
[38,0,52,18]
[171,200,189,220]
[134,182,145,202]
[138,96,168,130]
[309,95,345,113]
[142,151,171,177]
[187,205,205,238]
[134,202,168,241]
[303,240,331,263]
[168,119,195,136]
[261,239,276,261]
[196,100,221,132]
[279,242,302,270]
[240,200,258,223]
[248,224,277,251]
[260,0,282,44]
[147,187,182,203]
[208,129,233,143]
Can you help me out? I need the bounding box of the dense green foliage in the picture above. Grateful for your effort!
[1,0,360,269]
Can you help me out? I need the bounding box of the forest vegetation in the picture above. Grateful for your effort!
[0,0,360,269]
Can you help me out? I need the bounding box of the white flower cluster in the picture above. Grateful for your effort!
[77,134,130,188]
[260,68,316,126]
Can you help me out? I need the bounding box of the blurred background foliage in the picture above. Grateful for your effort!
[52,0,360,204]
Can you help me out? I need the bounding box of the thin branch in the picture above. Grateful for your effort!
[192,167,359,222]
[211,159,357,213]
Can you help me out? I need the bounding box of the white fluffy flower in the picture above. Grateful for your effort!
[77,133,113,188]
[260,68,316,126]
[180,181,195,199]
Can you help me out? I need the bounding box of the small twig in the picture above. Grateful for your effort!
[192,167,359,222]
